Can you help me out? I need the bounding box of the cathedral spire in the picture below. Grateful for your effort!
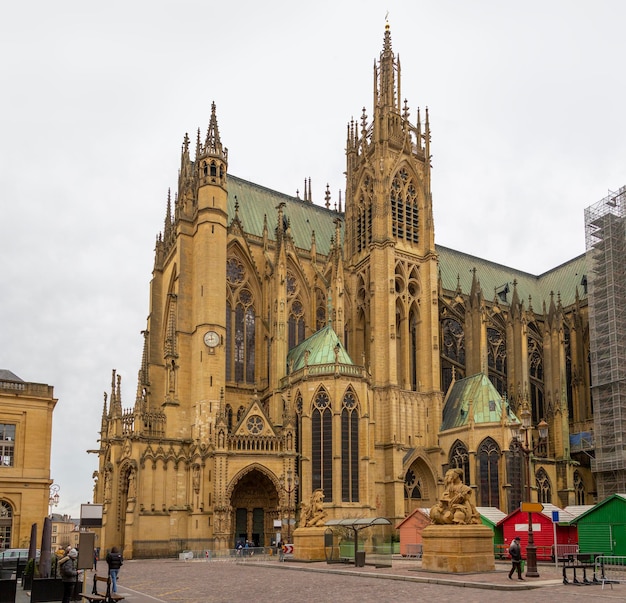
[203,102,225,159]
[377,19,399,112]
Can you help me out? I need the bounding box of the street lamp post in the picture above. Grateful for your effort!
[511,402,548,578]
[279,470,299,544]
[48,483,60,517]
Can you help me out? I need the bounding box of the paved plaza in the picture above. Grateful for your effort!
[15,558,626,603]
[39,557,625,603]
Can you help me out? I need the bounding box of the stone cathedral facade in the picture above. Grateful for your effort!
[93,24,595,557]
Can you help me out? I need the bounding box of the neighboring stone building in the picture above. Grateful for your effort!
[93,23,596,558]
[0,370,57,549]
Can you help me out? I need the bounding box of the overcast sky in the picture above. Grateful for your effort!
[1,1,624,517]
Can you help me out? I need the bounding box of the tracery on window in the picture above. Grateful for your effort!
[574,470,585,505]
[507,440,524,513]
[312,388,332,499]
[226,255,256,384]
[404,468,422,500]
[390,168,419,243]
[487,327,507,396]
[356,174,373,253]
[341,389,359,502]
[441,318,465,393]
[449,440,470,487]
[528,333,545,426]
[536,468,551,504]
[315,288,326,331]
[478,437,500,508]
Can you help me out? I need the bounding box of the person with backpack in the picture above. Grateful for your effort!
[508,536,524,580]
[106,546,123,593]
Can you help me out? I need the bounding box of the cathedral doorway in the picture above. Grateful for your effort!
[230,468,279,548]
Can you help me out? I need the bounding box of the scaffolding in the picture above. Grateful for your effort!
[585,186,626,498]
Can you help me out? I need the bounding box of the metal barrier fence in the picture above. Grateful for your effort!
[595,556,626,589]
[178,547,275,562]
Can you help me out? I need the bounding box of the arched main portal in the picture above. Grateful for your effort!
[230,469,279,548]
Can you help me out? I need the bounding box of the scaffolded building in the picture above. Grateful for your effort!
[585,186,626,498]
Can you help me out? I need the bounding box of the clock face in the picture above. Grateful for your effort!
[203,331,220,347]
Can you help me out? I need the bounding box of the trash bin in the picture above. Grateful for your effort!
[355,551,365,567]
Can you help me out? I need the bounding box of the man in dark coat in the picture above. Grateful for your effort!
[508,536,524,580]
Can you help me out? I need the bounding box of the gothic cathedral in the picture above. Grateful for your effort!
[93,24,594,557]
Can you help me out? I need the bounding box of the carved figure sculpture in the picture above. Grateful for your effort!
[300,489,327,527]
[430,468,481,525]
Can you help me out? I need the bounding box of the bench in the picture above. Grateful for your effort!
[81,574,125,603]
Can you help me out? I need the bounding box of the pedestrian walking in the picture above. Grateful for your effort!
[106,546,123,593]
[508,536,524,580]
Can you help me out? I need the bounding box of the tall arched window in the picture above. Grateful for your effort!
[312,389,333,500]
[0,502,12,549]
[449,440,470,487]
[528,328,545,426]
[341,390,359,502]
[226,257,256,383]
[507,440,524,513]
[355,175,373,253]
[536,468,551,504]
[574,470,585,505]
[390,168,419,243]
[286,271,306,349]
[225,404,233,432]
[478,437,500,508]
[441,318,465,394]
[487,327,507,396]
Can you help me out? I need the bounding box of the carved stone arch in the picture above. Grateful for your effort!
[402,450,439,512]
[394,260,407,295]
[227,242,262,302]
[225,462,281,501]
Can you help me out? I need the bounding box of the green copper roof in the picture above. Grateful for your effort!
[437,245,587,309]
[226,176,588,308]
[287,324,354,372]
[228,175,341,256]
[441,373,519,431]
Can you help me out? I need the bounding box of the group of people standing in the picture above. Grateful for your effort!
[57,545,123,603]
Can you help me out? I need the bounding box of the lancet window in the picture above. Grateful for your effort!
[311,389,333,500]
[507,440,524,513]
[226,256,256,384]
[315,288,326,331]
[390,168,419,243]
[441,318,465,393]
[527,328,545,425]
[574,470,585,505]
[536,468,551,504]
[449,440,470,487]
[341,390,359,502]
[286,271,305,350]
[355,175,373,253]
[478,437,500,508]
[487,327,507,396]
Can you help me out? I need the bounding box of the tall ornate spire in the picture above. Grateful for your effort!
[377,19,399,112]
[201,101,227,161]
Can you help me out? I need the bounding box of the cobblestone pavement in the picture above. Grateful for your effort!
[107,558,626,603]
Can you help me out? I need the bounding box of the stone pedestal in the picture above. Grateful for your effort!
[293,526,326,561]
[421,524,495,573]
